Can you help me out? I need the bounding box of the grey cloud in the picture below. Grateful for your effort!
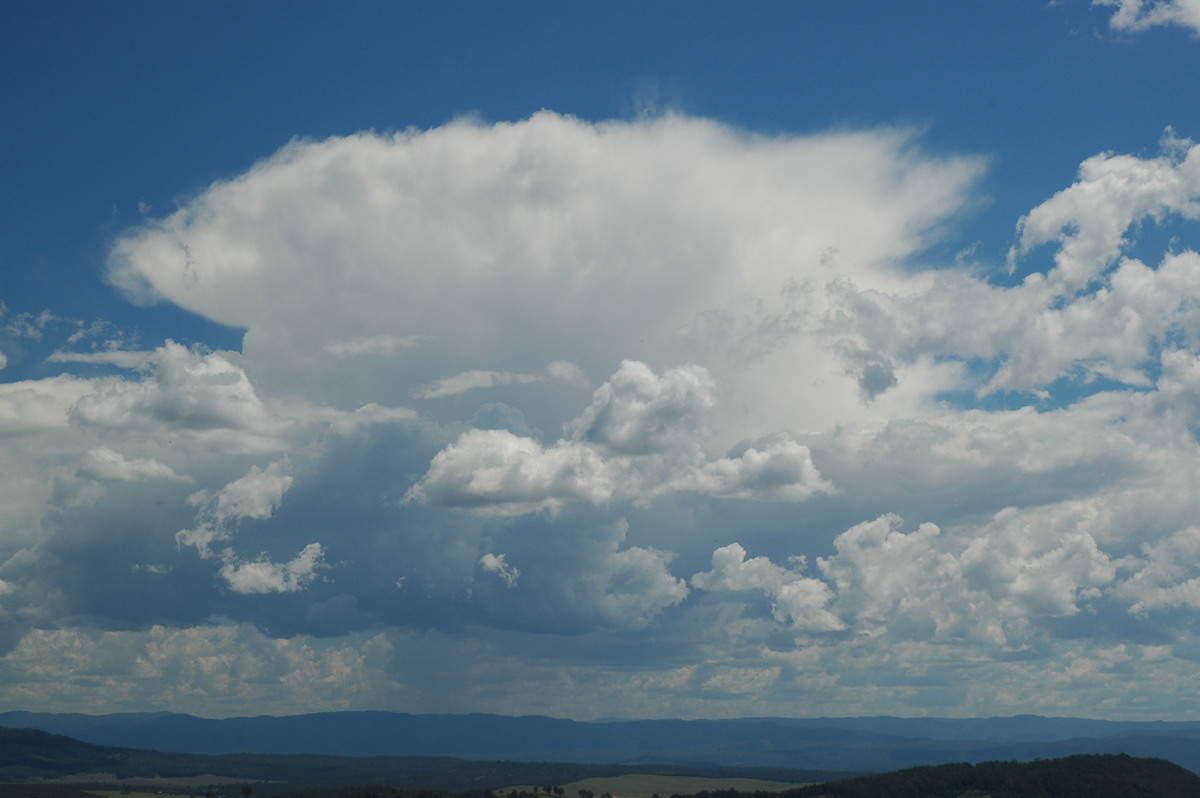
[322,334,425,358]
[467,514,688,634]
[71,341,285,453]
[76,447,188,483]
[568,360,715,456]
[470,403,539,437]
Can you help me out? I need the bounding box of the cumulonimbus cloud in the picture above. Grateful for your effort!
[8,110,1200,718]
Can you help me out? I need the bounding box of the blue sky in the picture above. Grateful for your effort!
[7,0,1200,721]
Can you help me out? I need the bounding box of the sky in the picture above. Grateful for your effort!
[6,0,1200,722]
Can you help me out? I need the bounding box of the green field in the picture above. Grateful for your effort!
[556,776,810,798]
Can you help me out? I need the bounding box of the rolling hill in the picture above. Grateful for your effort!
[2,711,1198,775]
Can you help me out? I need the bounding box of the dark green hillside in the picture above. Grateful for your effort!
[0,727,125,779]
[681,754,1200,798]
[0,727,854,793]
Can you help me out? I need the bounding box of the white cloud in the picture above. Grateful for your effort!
[1117,526,1200,614]
[811,134,1200,398]
[106,112,982,440]
[177,460,294,557]
[0,376,96,433]
[810,511,1121,648]
[407,361,834,514]
[219,542,326,594]
[662,437,835,502]
[170,461,325,595]
[958,508,1117,620]
[692,543,843,632]
[77,447,188,483]
[404,428,617,516]
[210,460,293,523]
[1097,0,1200,32]
[1009,130,1200,293]
[478,552,520,588]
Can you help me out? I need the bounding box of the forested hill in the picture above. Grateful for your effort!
[4,711,1200,774]
[0,726,853,791]
[695,753,1200,798]
[0,728,1195,798]
[252,756,1200,798]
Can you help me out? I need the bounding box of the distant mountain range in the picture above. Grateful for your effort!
[3,711,1200,775]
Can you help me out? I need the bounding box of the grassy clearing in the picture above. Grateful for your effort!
[555,776,810,798]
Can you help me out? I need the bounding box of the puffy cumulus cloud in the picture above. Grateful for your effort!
[817,133,1200,398]
[1010,130,1200,292]
[219,542,326,595]
[957,507,1118,621]
[404,428,617,516]
[691,543,842,632]
[71,341,284,453]
[407,361,833,515]
[568,361,716,456]
[1116,526,1200,615]
[1097,0,1200,32]
[688,507,1126,653]
[661,436,834,502]
[838,514,1094,642]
